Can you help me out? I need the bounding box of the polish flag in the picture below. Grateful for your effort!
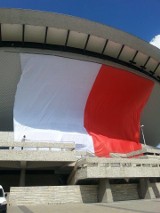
[14,54,154,157]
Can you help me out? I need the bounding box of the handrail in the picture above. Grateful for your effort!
[110,147,160,158]
[0,141,75,150]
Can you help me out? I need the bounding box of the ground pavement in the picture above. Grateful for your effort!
[7,199,160,213]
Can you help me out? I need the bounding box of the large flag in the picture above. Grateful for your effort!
[14,54,154,157]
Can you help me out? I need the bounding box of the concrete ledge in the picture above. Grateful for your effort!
[0,150,76,162]
[110,146,160,158]
[68,157,160,185]
[0,141,75,150]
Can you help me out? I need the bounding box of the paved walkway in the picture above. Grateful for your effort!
[7,199,160,213]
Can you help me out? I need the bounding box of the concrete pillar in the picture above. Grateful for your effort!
[19,161,26,186]
[150,180,160,198]
[98,179,113,203]
[19,169,26,186]
[138,178,156,199]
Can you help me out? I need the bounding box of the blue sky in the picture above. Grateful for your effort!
[0,0,159,44]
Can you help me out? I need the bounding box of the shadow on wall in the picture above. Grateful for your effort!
[141,83,160,147]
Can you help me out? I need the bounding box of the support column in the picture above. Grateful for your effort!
[138,178,156,199]
[98,179,113,203]
[19,169,26,186]
[19,161,26,186]
[150,179,160,198]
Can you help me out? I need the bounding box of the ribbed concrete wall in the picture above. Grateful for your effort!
[111,184,139,201]
[8,183,160,206]
[8,185,98,206]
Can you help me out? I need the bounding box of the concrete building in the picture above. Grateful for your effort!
[0,8,160,206]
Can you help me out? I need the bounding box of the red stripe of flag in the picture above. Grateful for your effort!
[84,65,154,157]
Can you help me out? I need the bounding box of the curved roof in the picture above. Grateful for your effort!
[0,8,160,82]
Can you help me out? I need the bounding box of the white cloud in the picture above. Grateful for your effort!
[150,35,160,49]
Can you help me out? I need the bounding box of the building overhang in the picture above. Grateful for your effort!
[0,8,160,82]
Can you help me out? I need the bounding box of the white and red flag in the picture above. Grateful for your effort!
[14,54,154,157]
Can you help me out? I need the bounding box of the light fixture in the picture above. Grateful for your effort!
[141,124,146,146]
